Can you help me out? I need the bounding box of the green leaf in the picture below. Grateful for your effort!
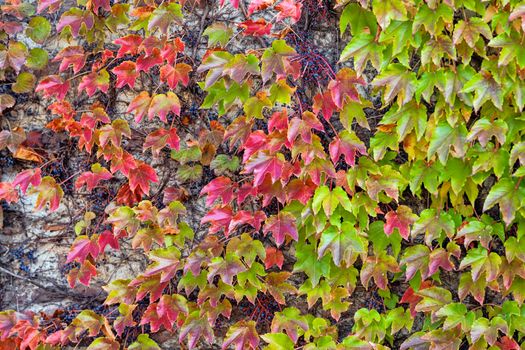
[427,121,467,164]
[12,72,36,94]
[483,177,525,226]
[26,48,48,70]
[26,16,51,44]
[318,222,367,267]
[261,333,295,350]
[293,242,331,287]
[128,334,161,350]
[340,3,378,36]
[203,22,233,47]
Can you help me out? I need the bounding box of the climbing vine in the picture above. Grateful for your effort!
[2,0,525,349]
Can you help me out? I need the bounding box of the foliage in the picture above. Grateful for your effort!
[1,0,525,349]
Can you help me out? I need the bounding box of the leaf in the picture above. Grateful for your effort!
[179,311,214,349]
[140,294,188,332]
[207,253,247,285]
[461,70,504,111]
[111,61,139,89]
[261,40,299,83]
[238,19,272,36]
[57,8,94,37]
[114,34,143,58]
[12,72,36,94]
[263,212,298,246]
[360,251,400,290]
[35,75,70,100]
[471,317,508,346]
[467,118,507,147]
[271,308,308,343]
[339,33,382,75]
[143,246,181,283]
[329,130,366,166]
[274,0,302,23]
[0,182,19,204]
[75,163,112,191]
[380,101,427,141]
[459,246,501,282]
[12,168,42,194]
[261,333,295,350]
[86,337,119,350]
[128,334,161,350]
[26,16,51,44]
[200,177,236,206]
[148,92,181,122]
[312,186,352,217]
[372,0,407,29]
[415,286,452,320]
[294,242,331,287]
[143,127,180,157]
[371,63,416,106]
[456,219,493,249]
[384,205,418,240]
[222,320,259,350]
[67,235,100,263]
[128,161,159,195]
[453,18,492,48]
[147,2,182,34]
[400,245,430,281]
[318,222,367,267]
[412,3,453,36]
[160,63,192,89]
[427,121,467,164]
[0,94,15,114]
[203,22,233,47]
[30,176,64,211]
[26,48,49,70]
[78,69,110,97]
[264,247,284,269]
[244,151,286,187]
[435,303,468,330]
[0,127,25,152]
[483,177,525,226]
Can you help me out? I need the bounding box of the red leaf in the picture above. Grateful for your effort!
[75,163,112,191]
[148,92,181,122]
[12,168,41,194]
[275,0,302,23]
[67,235,100,263]
[0,182,18,204]
[238,19,272,36]
[67,260,97,287]
[111,61,139,89]
[114,34,143,58]
[32,176,63,211]
[141,294,188,332]
[57,9,94,37]
[160,63,192,89]
[136,48,163,73]
[201,205,233,235]
[200,177,236,206]
[228,210,267,232]
[384,205,418,240]
[87,0,110,14]
[327,68,365,108]
[264,247,284,269]
[247,0,275,15]
[400,281,432,317]
[127,91,151,123]
[161,38,185,64]
[242,130,268,162]
[98,230,119,252]
[128,161,159,195]
[495,336,520,350]
[37,0,62,13]
[263,212,298,246]
[35,75,70,100]
[328,130,366,166]
[244,151,285,187]
[143,127,180,157]
[53,46,86,74]
[285,178,316,205]
[110,151,137,177]
[78,69,110,97]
